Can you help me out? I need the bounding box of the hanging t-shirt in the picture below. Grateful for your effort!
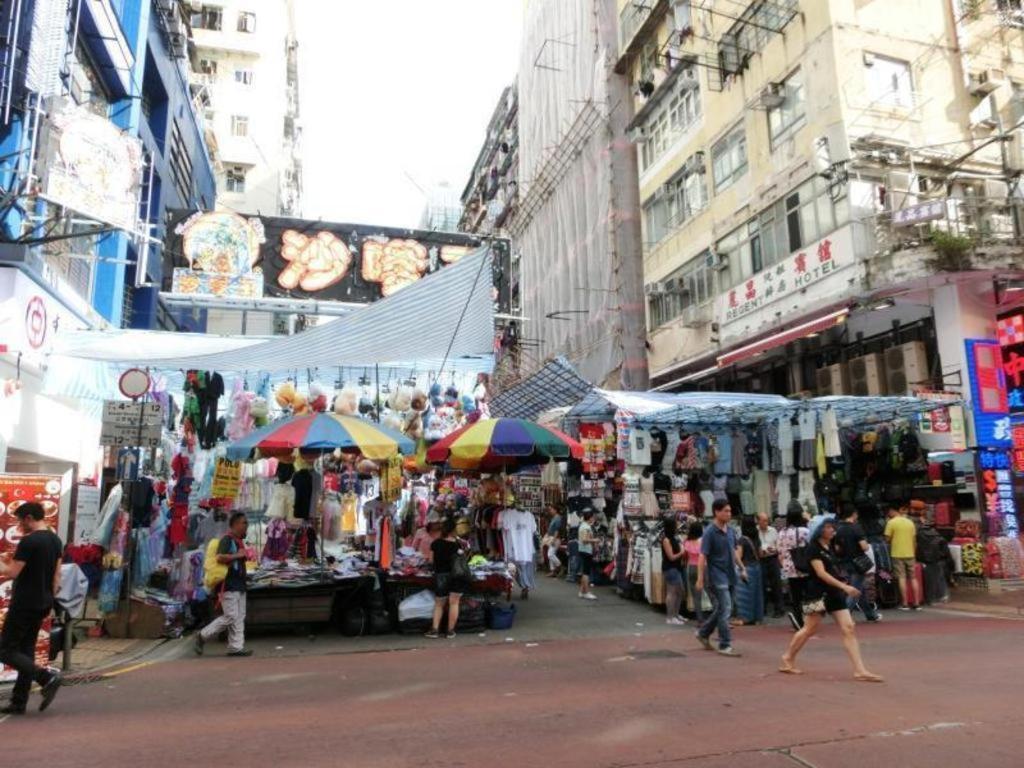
[628,428,652,467]
[501,508,537,562]
[822,407,842,458]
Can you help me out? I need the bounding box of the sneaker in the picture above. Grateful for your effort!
[675,615,689,624]
[580,592,597,601]
[446,632,457,639]
[910,605,922,611]
[424,630,440,639]
[866,614,882,622]
[38,671,62,712]
[695,632,713,651]
[193,633,206,656]
[897,606,911,612]
[666,617,686,626]
[226,649,254,657]
[717,646,742,658]
[0,705,26,716]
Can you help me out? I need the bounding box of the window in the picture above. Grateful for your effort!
[864,54,913,108]
[639,71,702,171]
[234,68,254,86]
[767,68,806,147]
[717,175,848,289]
[169,121,194,205]
[230,115,249,137]
[647,253,714,329]
[711,124,747,193]
[997,0,1024,27]
[642,153,708,246]
[198,58,218,78]
[225,166,247,193]
[237,11,257,33]
[193,5,223,31]
[718,0,799,75]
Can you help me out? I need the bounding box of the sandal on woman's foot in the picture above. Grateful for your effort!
[854,672,884,683]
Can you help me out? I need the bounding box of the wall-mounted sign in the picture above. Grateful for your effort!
[0,268,67,366]
[996,309,1024,414]
[916,391,967,452]
[171,211,265,298]
[965,339,1011,449]
[977,449,1019,538]
[893,199,947,227]
[100,401,162,448]
[716,225,859,339]
[37,98,144,233]
[165,213,512,311]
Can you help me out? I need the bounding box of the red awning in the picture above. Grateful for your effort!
[717,309,850,368]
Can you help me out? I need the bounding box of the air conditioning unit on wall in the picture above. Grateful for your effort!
[848,353,886,396]
[816,363,848,396]
[885,341,928,395]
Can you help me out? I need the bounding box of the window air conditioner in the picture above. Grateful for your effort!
[645,282,667,296]
[627,126,649,144]
[847,353,886,396]
[681,304,710,328]
[815,363,848,396]
[969,94,998,129]
[679,68,699,90]
[684,151,705,174]
[884,341,928,395]
[968,68,1006,97]
[759,83,785,109]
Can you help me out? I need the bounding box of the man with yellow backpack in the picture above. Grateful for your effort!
[194,512,253,657]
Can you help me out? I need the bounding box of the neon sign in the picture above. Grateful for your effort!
[965,339,1011,448]
[978,450,1019,537]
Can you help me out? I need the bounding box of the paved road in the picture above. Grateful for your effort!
[3,583,1022,767]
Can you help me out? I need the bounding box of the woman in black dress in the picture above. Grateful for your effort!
[779,519,883,682]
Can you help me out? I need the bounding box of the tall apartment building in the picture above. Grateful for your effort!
[620,0,1024,418]
[190,0,301,217]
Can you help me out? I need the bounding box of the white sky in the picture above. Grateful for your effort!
[295,0,523,229]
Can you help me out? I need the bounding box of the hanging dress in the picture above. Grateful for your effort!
[640,474,659,518]
[797,410,817,470]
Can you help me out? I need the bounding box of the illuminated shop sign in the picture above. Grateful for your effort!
[996,309,1024,414]
[170,211,265,298]
[978,450,1019,537]
[964,339,1010,448]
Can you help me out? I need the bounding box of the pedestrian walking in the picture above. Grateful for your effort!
[544,504,564,578]
[426,518,469,639]
[695,500,746,657]
[834,506,881,621]
[577,509,598,600]
[780,518,883,682]
[734,517,764,625]
[683,521,705,622]
[0,502,64,715]
[884,504,920,610]
[661,518,686,625]
[194,512,253,657]
[777,502,810,631]
[757,512,786,618]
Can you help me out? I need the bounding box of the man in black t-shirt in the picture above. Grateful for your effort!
[0,502,63,715]
[194,512,253,657]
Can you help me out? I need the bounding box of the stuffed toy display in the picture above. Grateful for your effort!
[308,382,329,413]
[334,387,359,416]
[403,389,428,440]
[275,380,310,416]
[226,383,256,441]
[251,397,269,427]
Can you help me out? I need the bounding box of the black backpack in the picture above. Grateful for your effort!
[791,545,811,575]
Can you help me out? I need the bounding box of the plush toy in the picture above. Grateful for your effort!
[428,383,444,409]
[424,410,446,442]
[460,394,479,425]
[251,397,269,427]
[444,386,459,407]
[333,387,359,416]
[292,391,310,416]
[308,382,329,413]
[275,380,297,409]
[387,386,413,414]
[403,389,428,440]
[358,392,375,416]
[226,384,256,440]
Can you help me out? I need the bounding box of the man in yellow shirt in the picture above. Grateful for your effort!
[884,505,919,610]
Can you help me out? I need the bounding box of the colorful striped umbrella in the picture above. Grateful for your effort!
[225,413,415,461]
[426,418,584,471]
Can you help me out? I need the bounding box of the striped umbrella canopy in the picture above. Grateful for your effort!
[426,418,584,471]
[226,413,415,461]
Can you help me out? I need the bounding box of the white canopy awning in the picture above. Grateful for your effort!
[53,247,495,372]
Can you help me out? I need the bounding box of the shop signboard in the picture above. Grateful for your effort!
[37,98,144,233]
[210,459,242,499]
[892,199,947,227]
[976,450,1020,538]
[996,308,1024,414]
[915,391,967,452]
[0,268,70,367]
[100,401,162,448]
[716,222,860,331]
[165,211,512,312]
[511,471,542,513]
[964,339,1011,449]
[0,474,62,682]
[73,483,101,544]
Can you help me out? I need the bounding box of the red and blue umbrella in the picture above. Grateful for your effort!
[426,418,584,471]
[226,413,415,461]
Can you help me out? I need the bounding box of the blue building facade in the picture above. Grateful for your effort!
[0,0,214,330]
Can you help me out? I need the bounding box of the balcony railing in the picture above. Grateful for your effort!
[871,196,1024,256]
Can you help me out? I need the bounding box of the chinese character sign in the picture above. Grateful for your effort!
[965,339,1011,448]
[977,450,1020,538]
[997,310,1024,415]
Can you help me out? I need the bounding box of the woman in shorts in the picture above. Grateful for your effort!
[779,518,883,682]
[426,518,468,639]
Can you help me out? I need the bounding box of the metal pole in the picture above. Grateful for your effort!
[374,364,381,424]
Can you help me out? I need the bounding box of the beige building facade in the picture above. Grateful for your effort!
[619,0,1024,410]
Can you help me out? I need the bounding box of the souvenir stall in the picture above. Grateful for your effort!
[380,418,586,632]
